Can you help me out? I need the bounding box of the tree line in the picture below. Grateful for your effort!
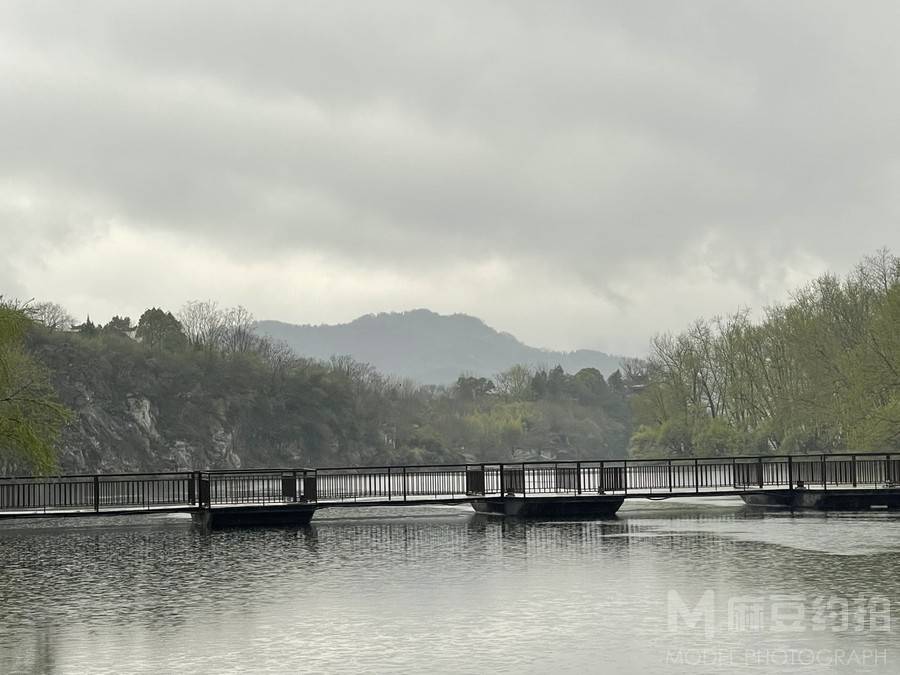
[630,249,900,457]
[1,298,631,473]
[6,249,897,473]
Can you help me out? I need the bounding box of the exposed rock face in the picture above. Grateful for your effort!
[56,391,245,474]
[33,337,277,474]
[126,396,158,440]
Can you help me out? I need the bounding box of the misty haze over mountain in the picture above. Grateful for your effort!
[6,3,900,354]
[256,309,624,384]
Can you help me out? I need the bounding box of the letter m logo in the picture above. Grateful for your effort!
[668,590,716,638]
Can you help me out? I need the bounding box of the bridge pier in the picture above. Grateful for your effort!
[742,488,900,510]
[470,495,624,518]
[192,503,317,529]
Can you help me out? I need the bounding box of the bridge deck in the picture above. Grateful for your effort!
[2,453,898,520]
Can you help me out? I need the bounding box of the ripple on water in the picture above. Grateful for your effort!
[1,504,898,674]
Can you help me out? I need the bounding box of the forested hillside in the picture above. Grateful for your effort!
[630,250,900,457]
[1,301,631,474]
[256,309,623,384]
[5,250,896,475]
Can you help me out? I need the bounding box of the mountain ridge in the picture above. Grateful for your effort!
[255,308,625,384]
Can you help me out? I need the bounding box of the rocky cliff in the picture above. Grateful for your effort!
[31,332,309,474]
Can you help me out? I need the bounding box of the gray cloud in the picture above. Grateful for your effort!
[1,1,898,353]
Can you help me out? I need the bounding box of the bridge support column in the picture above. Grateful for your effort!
[470,495,623,518]
[742,489,900,511]
[193,503,317,529]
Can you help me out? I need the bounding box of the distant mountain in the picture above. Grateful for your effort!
[255,309,625,384]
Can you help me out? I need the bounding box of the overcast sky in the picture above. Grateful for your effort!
[2,1,898,354]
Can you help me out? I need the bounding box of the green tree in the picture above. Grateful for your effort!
[630,249,900,458]
[547,365,569,398]
[103,315,133,335]
[573,367,609,405]
[494,364,534,400]
[0,303,71,473]
[73,316,98,337]
[607,370,624,393]
[136,308,187,351]
[842,282,900,449]
[454,376,495,402]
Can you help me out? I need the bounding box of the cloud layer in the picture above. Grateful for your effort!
[2,1,898,353]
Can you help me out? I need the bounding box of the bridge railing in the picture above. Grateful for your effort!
[0,472,195,513]
[3,453,900,515]
[200,454,900,505]
[313,465,474,502]
[207,471,293,505]
[0,475,96,512]
[488,454,900,497]
[569,454,900,494]
[195,469,317,506]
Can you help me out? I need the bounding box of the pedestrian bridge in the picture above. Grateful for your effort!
[2,453,900,526]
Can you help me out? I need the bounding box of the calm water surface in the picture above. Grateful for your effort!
[2,498,899,674]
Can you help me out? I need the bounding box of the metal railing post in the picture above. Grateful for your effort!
[402,466,407,502]
[787,455,793,492]
[694,459,699,494]
[522,463,527,499]
[576,461,582,495]
[822,455,827,491]
[668,459,673,494]
[852,454,857,487]
[93,475,100,513]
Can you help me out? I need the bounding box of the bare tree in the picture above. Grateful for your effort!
[856,247,900,294]
[178,300,226,350]
[255,336,296,377]
[494,364,534,399]
[221,305,257,354]
[621,356,651,390]
[330,355,380,394]
[30,301,75,331]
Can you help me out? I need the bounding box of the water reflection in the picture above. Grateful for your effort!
[1,505,899,673]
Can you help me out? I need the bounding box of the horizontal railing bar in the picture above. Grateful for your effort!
[0,471,196,481]
[2,451,897,482]
[202,467,316,475]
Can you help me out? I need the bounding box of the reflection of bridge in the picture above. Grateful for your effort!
[2,453,900,527]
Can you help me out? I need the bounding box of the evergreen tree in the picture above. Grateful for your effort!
[136,308,187,351]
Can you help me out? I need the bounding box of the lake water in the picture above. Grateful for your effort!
[1,498,898,674]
